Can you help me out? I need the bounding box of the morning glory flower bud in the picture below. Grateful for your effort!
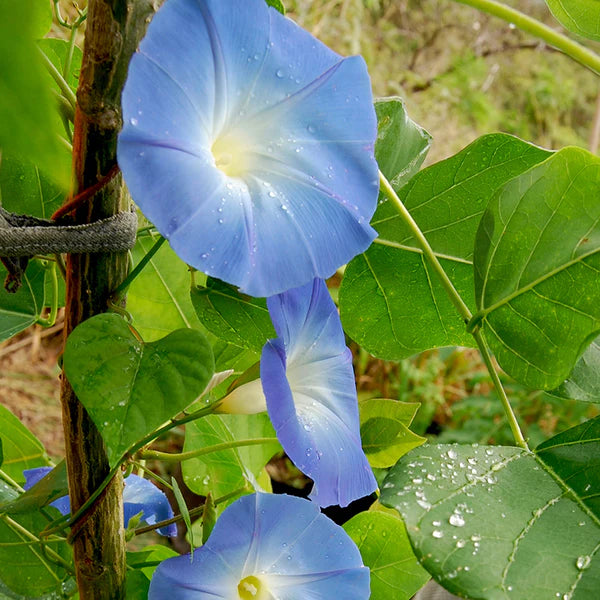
[149,493,370,599]
[118,0,379,297]
[23,468,176,536]
[220,278,377,508]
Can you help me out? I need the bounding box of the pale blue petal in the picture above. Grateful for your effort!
[122,475,176,537]
[261,280,377,507]
[23,467,70,515]
[118,0,378,297]
[149,494,368,599]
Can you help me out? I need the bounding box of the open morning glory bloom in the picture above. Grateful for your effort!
[117,0,379,297]
[221,278,377,508]
[149,493,369,599]
[23,468,176,537]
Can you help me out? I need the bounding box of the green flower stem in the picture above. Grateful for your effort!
[63,25,78,81]
[378,172,472,323]
[139,437,279,462]
[378,170,529,450]
[37,261,58,328]
[112,235,165,299]
[452,0,600,76]
[133,486,246,537]
[0,514,74,574]
[129,461,173,491]
[37,46,77,109]
[42,402,220,538]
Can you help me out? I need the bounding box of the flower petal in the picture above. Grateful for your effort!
[23,467,71,515]
[149,493,369,599]
[122,475,176,537]
[261,279,377,507]
[118,0,379,297]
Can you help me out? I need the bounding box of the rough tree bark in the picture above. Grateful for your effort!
[59,1,156,597]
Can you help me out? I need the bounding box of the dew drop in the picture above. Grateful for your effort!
[307,124,316,134]
[129,117,138,126]
[449,514,465,527]
[456,539,466,548]
[432,520,441,527]
[576,555,591,570]
[447,449,458,460]
[432,530,444,539]
[276,69,284,78]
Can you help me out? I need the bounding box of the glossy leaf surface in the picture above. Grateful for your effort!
[546,0,600,40]
[474,147,600,389]
[341,134,551,359]
[63,314,214,465]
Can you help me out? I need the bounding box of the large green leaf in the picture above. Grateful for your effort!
[0,510,72,598]
[190,279,275,353]
[127,236,202,342]
[381,418,600,600]
[343,510,430,600]
[550,336,600,403]
[37,38,82,94]
[0,405,49,484]
[63,314,214,465]
[375,97,431,188]
[0,153,64,219]
[474,147,600,390]
[341,134,551,359]
[182,413,280,506]
[546,0,600,41]
[359,399,425,468]
[0,1,70,188]
[0,261,45,342]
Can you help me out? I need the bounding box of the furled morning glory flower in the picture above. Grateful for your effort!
[23,468,176,536]
[221,278,377,508]
[117,0,379,297]
[149,492,370,599]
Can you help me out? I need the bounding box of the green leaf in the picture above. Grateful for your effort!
[127,235,202,342]
[343,511,430,600]
[37,38,82,94]
[549,336,600,402]
[265,0,285,13]
[63,314,214,465]
[0,405,49,484]
[474,147,600,390]
[182,413,280,507]
[546,0,600,41]
[0,462,67,514]
[359,399,425,468]
[340,134,551,359]
[30,0,53,39]
[0,153,64,219]
[0,1,70,188]
[0,261,45,342]
[375,97,431,188]
[172,477,194,552]
[127,545,178,580]
[380,420,600,600]
[125,571,150,600]
[0,511,71,597]
[190,279,275,353]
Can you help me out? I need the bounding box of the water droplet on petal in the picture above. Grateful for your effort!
[129,117,138,126]
[276,69,284,78]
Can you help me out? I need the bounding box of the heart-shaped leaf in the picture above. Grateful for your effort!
[341,134,551,360]
[63,314,214,465]
[474,147,600,389]
[343,509,430,600]
[359,399,425,468]
[381,416,600,600]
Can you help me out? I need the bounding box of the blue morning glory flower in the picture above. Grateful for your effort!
[221,278,377,508]
[23,468,176,536]
[149,492,370,599]
[117,0,379,297]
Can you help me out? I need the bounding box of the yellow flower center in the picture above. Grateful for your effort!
[212,133,250,178]
[237,575,269,600]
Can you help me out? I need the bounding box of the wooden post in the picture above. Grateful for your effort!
[59,1,156,597]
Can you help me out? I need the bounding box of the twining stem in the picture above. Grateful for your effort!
[451,0,600,76]
[112,235,166,298]
[378,171,529,450]
[37,47,77,110]
[139,437,279,462]
[37,262,58,328]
